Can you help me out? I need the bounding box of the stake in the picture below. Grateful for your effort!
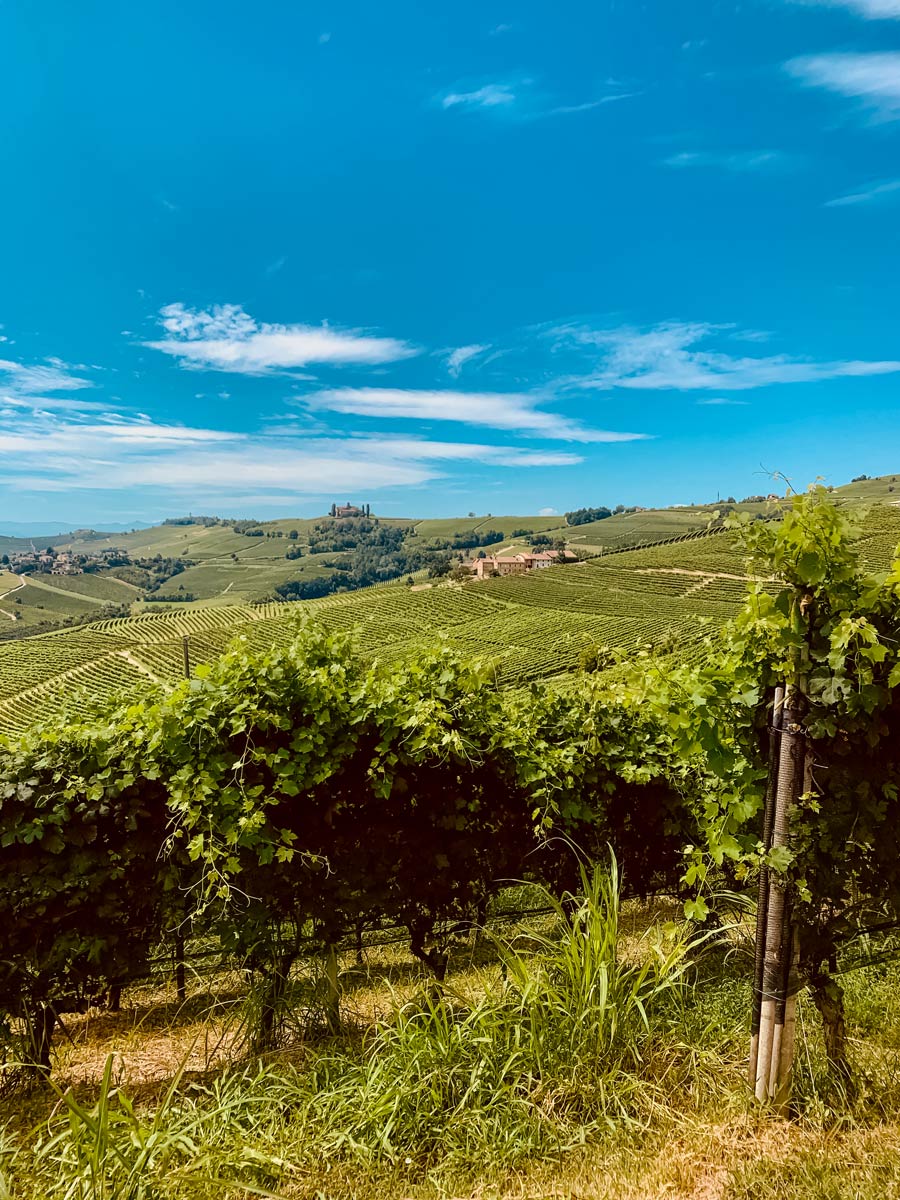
[755,693,805,1104]
[750,685,785,1087]
[774,746,812,1107]
[325,944,341,1035]
[182,635,191,679]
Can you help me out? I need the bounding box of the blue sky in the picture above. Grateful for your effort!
[3,0,900,524]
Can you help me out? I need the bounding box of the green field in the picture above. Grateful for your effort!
[2,483,897,734]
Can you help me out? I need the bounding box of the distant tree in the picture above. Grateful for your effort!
[428,553,453,579]
[565,507,611,527]
[289,529,299,540]
[405,575,414,587]
[467,511,476,518]
[0,555,7,565]
[614,505,626,515]
[851,474,870,483]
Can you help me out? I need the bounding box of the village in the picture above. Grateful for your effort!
[1,547,86,576]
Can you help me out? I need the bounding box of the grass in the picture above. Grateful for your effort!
[2,864,900,1198]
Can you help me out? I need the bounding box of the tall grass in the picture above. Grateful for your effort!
[9,860,717,1196]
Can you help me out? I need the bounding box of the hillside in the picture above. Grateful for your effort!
[0,505,731,634]
[2,495,898,736]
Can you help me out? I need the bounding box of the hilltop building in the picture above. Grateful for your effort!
[330,502,371,519]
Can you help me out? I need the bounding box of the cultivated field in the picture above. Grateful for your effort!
[2,499,898,735]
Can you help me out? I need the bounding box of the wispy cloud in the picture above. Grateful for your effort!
[302,386,647,442]
[444,344,490,377]
[662,150,790,172]
[441,83,517,110]
[144,303,418,374]
[696,397,750,406]
[786,52,900,120]
[439,77,636,121]
[0,409,581,500]
[545,93,639,116]
[792,0,900,17]
[0,356,109,412]
[825,178,900,206]
[550,320,900,391]
[264,255,287,276]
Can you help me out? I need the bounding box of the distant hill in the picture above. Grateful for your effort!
[1,494,898,735]
[0,472,893,643]
[0,521,153,538]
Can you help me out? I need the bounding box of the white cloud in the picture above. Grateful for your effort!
[793,0,900,17]
[441,84,517,110]
[444,344,490,377]
[551,320,900,391]
[662,150,789,171]
[0,408,581,500]
[547,94,639,116]
[318,31,331,43]
[825,178,900,206]
[303,386,648,442]
[145,303,418,374]
[0,358,94,396]
[786,52,900,120]
[539,507,558,515]
[696,398,750,406]
[0,356,109,413]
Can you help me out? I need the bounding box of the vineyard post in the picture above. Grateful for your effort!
[754,595,810,1109]
[173,637,191,1002]
[749,685,784,1087]
[325,943,341,1035]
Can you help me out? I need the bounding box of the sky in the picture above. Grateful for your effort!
[2,0,900,525]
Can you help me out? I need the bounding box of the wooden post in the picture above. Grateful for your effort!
[325,945,341,1035]
[755,692,805,1106]
[749,686,784,1087]
[182,635,191,679]
[174,930,186,1002]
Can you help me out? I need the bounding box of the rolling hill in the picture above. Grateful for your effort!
[1,475,897,734]
[1,487,898,737]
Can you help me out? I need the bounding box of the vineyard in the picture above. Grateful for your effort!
[2,490,900,1198]
[0,502,895,734]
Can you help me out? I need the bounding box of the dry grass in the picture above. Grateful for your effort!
[3,894,900,1200]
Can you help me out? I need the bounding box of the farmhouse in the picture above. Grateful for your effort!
[330,501,371,519]
[470,549,576,579]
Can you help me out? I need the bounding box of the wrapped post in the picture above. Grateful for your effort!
[749,686,784,1087]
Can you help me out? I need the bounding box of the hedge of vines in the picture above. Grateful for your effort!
[2,487,900,1080]
[0,621,703,1070]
